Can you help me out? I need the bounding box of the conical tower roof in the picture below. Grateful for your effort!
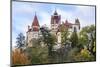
[32,14,39,27]
[54,9,58,15]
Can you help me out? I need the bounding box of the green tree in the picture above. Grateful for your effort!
[88,25,96,56]
[25,37,49,64]
[74,48,95,61]
[30,38,40,47]
[16,33,25,48]
[25,46,49,64]
[66,47,79,62]
[79,26,90,47]
[40,27,55,56]
[70,27,78,48]
[60,24,70,44]
[79,25,96,56]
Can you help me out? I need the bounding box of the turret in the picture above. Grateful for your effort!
[51,9,61,34]
[31,13,40,31]
[75,18,80,29]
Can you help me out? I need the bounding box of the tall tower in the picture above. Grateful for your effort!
[26,14,40,47]
[51,10,61,35]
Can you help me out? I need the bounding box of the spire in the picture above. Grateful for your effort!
[54,8,58,15]
[65,19,68,23]
[35,11,36,16]
[75,18,80,29]
[32,13,39,27]
[75,18,80,24]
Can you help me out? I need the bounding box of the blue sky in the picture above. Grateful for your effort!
[12,1,95,47]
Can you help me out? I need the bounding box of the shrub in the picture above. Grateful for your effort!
[12,48,31,66]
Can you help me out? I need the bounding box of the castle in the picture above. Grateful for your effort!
[26,10,80,47]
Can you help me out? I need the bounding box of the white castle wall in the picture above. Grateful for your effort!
[27,31,39,47]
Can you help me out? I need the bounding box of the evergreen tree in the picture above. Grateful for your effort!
[70,27,78,48]
[16,33,25,48]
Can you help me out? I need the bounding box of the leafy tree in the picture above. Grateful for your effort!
[79,26,90,47]
[79,25,96,56]
[66,47,79,62]
[16,33,25,48]
[70,27,78,48]
[88,25,96,56]
[40,27,55,56]
[60,24,70,44]
[30,38,40,47]
[25,46,49,64]
[74,48,95,61]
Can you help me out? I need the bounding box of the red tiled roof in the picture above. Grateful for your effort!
[32,15,39,27]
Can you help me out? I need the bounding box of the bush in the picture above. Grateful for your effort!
[74,48,95,61]
[12,48,31,66]
[25,46,49,64]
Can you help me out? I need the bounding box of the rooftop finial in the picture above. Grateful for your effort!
[55,8,56,11]
[55,8,57,12]
[54,8,58,15]
[35,11,36,16]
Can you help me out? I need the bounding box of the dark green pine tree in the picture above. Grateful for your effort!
[70,27,78,48]
[16,33,25,48]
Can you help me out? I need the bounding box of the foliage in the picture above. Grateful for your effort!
[66,47,79,62]
[66,47,95,62]
[12,48,31,66]
[14,24,96,65]
[40,27,55,56]
[60,24,70,44]
[70,27,78,48]
[25,46,49,64]
[79,25,96,56]
[16,33,25,48]
[74,48,95,61]
[30,38,40,47]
